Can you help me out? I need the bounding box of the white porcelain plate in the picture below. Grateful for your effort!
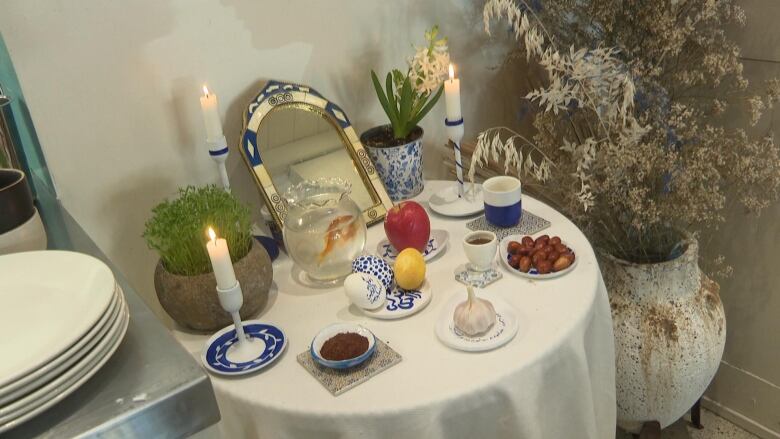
[377,229,449,263]
[0,287,129,433]
[435,294,520,352]
[0,286,121,404]
[362,280,432,320]
[428,183,484,217]
[0,251,116,388]
[498,234,578,280]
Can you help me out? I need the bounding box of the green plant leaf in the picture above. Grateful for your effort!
[409,84,444,129]
[397,76,413,138]
[384,72,401,132]
[371,70,397,127]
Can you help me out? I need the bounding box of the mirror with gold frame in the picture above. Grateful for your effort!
[240,81,393,232]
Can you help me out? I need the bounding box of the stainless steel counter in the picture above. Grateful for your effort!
[4,181,221,438]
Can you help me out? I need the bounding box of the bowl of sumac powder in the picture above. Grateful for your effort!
[311,323,376,369]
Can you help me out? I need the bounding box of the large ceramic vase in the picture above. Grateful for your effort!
[360,125,424,201]
[154,241,273,331]
[600,236,726,432]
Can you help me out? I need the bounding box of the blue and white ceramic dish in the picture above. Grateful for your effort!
[454,263,503,288]
[362,280,432,320]
[351,255,394,291]
[201,320,287,376]
[361,126,424,202]
[310,323,376,369]
[377,229,449,263]
[498,234,578,280]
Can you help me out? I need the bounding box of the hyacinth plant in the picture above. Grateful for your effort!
[370,26,450,142]
[470,0,780,266]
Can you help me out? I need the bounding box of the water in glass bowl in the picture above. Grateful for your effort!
[285,209,366,281]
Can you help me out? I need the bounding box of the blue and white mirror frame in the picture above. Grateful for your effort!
[239,80,393,231]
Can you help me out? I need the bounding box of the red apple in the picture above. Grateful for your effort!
[384,201,431,252]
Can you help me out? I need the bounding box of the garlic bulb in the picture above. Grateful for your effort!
[453,286,496,336]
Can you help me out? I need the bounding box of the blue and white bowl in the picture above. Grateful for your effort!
[352,255,394,291]
[310,323,376,369]
[361,125,424,202]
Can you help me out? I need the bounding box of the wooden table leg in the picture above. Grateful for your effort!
[639,421,661,439]
[691,398,703,429]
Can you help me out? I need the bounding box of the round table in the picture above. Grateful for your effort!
[173,180,616,439]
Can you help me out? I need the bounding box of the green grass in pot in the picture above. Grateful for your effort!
[143,185,252,276]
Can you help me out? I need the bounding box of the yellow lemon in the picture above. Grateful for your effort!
[394,248,426,290]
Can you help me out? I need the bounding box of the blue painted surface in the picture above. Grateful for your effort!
[484,200,522,228]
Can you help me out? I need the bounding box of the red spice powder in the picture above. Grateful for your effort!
[320,332,369,361]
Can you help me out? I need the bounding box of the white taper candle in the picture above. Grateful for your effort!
[206,227,237,290]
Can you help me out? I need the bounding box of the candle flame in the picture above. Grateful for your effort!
[207,227,216,242]
[202,85,210,96]
[448,63,455,81]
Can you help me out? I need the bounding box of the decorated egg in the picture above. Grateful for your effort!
[351,255,394,291]
[344,272,386,310]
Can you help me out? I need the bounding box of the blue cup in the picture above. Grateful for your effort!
[483,176,522,227]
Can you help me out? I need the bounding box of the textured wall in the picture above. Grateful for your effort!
[699,1,780,436]
[0,0,522,325]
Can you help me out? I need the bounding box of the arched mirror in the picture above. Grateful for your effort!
[240,81,392,231]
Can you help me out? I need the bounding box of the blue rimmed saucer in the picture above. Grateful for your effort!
[376,229,449,263]
[201,320,287,376]
[361,280,432,320]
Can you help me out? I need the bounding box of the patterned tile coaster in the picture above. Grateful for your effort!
[297,339,402,396]
[466,210,551,241]
[454,263,503,288]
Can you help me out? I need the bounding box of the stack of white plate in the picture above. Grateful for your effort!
[0,251,129,433]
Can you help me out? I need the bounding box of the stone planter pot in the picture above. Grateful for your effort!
[360,125,424,201]
[599,236,726,432]
[154,241,273,331]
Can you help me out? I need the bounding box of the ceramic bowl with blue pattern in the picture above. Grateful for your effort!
[310,323,376,369]
[351,255,394,291]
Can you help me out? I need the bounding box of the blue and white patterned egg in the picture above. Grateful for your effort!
[344,272,386,310]
[351,255,394,291]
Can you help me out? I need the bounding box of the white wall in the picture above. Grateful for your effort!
[0,0,521,325]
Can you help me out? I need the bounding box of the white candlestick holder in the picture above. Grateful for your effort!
[445,117,465,198]
[208,135,231,191]
[216,281,247,344]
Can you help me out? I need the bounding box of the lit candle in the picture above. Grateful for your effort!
[206,227,237,290]
[444,64,462,122]
[199,86,224,143]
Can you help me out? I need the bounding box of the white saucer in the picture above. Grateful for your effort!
[435,294,520,352]
[377,229,449,263]
[362,280,432,320]
[428,183,484,217]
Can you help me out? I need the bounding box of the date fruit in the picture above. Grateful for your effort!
[518,256,532,273]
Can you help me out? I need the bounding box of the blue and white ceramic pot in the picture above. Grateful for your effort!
[360,125,424,202]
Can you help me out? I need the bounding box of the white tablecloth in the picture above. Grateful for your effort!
[173,180,616,439]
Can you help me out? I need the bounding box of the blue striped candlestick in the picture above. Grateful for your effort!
[445,117,465,198]
[208,135,231,191]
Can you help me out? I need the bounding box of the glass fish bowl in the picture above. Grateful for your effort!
[283,178,367,284]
